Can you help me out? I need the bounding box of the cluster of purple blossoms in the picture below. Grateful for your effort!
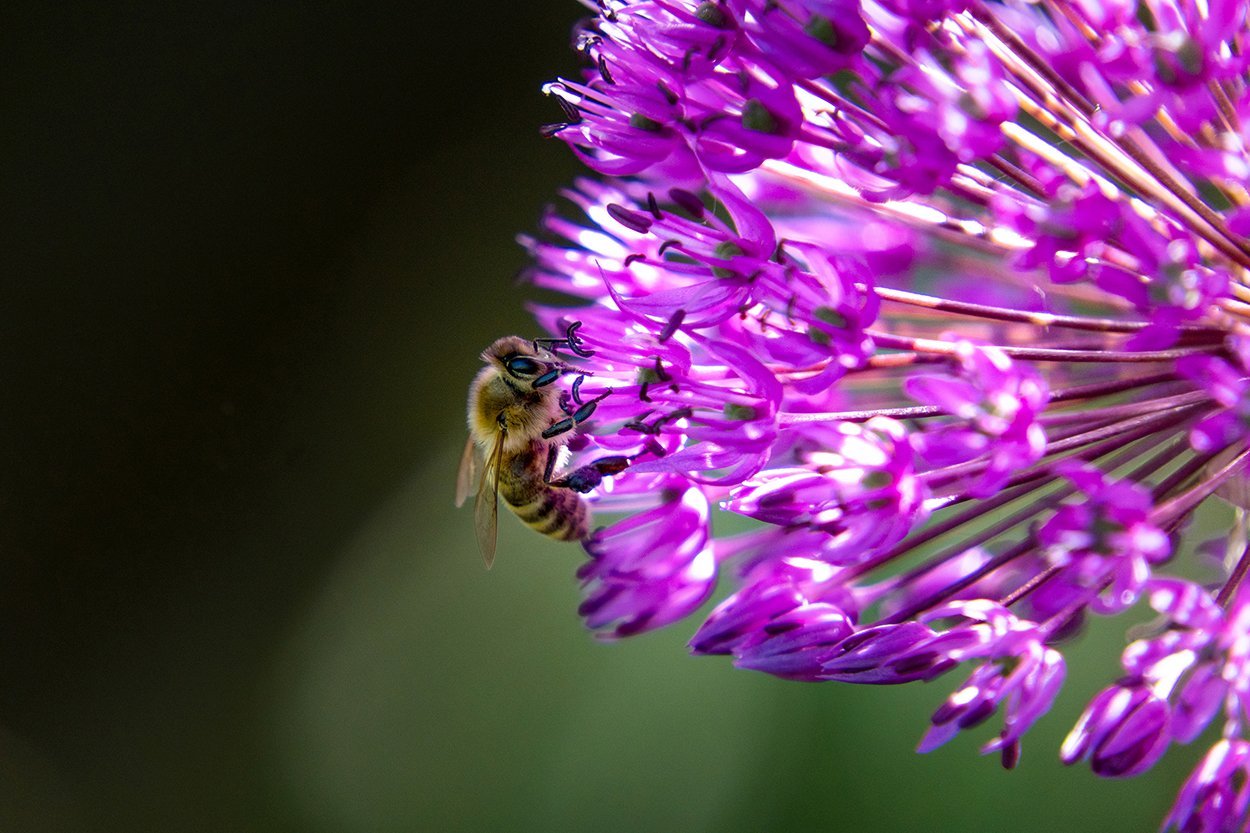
[513,0,1250,827]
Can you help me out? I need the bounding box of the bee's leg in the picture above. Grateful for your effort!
[550,455,632,493]
[550,437,665,493]
[542,442,559,484]
[541,388,613,439]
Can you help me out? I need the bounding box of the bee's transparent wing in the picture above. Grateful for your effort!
[455,434,478,508]
[474,429,505,569]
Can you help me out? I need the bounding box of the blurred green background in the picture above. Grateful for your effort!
[2,3,1211,831]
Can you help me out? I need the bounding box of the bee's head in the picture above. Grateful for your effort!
[483,336,562,388]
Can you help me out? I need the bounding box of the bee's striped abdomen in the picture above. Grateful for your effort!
[508,487,588,541]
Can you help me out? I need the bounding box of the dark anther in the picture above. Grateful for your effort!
[607,203,653,234]
[646,192,662,220]
[657,239,682,256]
[623,253,646,267]
[598,54,614,83]
[557,97,582,122]
[1000,739,1021,771]
[888,652,942,676]
[540,123,569,138]
[543,386,614,439]
[659,309,686,342]
[623,418,655,435]
[533,320,594,358]
[653,407,693,430]
[708,35,726,62]
[668,188,705,218]
[657,80,678,105]
[564,321,594,358]
[638,359,669,403]
[623,409,655,433]
[623,406,691,435]
[571,373,587,404]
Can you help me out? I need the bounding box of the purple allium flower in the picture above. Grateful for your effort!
[1060,680,1172,778]
[724,416,924,557]
[511,0,1250,826]
[579,474,716,637]
[1166,739,1250,833]
[913,601,1064,768]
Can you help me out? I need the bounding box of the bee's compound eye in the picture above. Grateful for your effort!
[506,356,542,377]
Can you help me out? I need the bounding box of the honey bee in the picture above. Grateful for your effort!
[456,323,628,568]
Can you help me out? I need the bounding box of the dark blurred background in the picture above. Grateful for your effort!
[1,3,1209,831]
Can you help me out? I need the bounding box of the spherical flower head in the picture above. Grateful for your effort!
[512,0,1250,825]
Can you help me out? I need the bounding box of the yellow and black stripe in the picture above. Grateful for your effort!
[498,441,590,542]
[506,488,588,541]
